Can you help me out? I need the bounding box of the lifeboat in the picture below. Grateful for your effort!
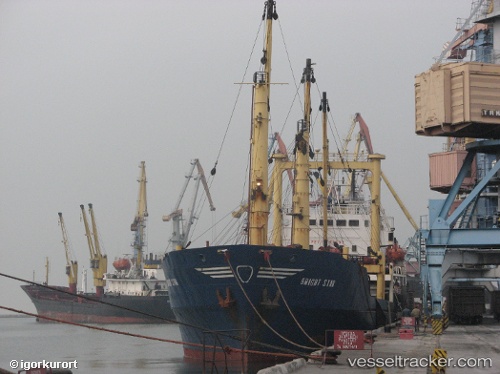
[362,256,379,265]
[113,257,131,271]
[319,245,342,253]
[385,244,406,263]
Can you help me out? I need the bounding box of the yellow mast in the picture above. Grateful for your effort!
[80,203,107,296]
[248,0,277,245]
[58,212,78,293]
[368,155,385,299]
[291,59,314,249]
[320,92,329,248]
[44,256,49,285]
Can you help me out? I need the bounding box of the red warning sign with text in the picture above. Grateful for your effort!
[401,317,415,328]
[333,330,365,350]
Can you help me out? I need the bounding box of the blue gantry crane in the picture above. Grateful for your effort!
[415,0,500,330]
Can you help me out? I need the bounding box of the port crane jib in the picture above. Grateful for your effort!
[130,161,148,276]
[57,212,78,293]
[80,203,107,296]
[163,159,215,250]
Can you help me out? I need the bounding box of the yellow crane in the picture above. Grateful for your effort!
[80,203,107,296]
[130,161,148,274]
[58,212,78,293]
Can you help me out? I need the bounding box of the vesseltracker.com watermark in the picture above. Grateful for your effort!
[10,359,78,371]
[348,355,492,369]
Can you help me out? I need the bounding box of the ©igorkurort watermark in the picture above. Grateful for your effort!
[9,359,78,371]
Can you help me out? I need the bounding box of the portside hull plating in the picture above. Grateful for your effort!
[163,244,384,362]
[21,284,175,324]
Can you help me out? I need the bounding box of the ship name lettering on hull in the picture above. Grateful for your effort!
[300,278,336,287]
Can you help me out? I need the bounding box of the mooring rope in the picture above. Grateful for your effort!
[0,305,189,346]
[224,252,319,351]
[0,305,309,361]
[1,272,314,360]
[263,253,323,349]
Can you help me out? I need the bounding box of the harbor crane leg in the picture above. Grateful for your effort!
[424,140,500,320]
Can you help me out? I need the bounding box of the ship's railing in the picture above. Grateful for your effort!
[284,200,371,216]
[329,202,370,215]
[311,151,370,163]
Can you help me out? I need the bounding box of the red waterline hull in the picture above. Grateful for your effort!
[182,346,288,373]
[182,345,296,364]
[35,311,161,324]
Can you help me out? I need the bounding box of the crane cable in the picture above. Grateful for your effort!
[188,18,264,245]
[210,18,263,178]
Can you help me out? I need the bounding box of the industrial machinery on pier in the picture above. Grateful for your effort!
[415,0,500,327]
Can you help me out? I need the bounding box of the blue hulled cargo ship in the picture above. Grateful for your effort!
[164,244,384,362]
[163,0,387,365]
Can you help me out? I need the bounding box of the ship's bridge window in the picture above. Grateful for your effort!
[319,219,334,226]
[336,219,346,227]
[349,220,360,227]
[310,219,317,226]
[364,220,369,227]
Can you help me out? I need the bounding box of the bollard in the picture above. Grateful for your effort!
[432,317,443,335]
[430,348,447,373]
[442,315,449,331]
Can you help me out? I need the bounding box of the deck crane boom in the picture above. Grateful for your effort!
[58,212,78,293]
[270,132,294,185]
[328,113,370,201]
[80,203,107,296]
[340,113,418,231]
[130,161,148,275]
[340,113,374,200]
[434,0,487,65]
[163,159,215,250]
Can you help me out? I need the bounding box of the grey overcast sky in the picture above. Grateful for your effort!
[0,0,473,314]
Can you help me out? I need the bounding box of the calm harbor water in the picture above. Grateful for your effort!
[0,316,257,373]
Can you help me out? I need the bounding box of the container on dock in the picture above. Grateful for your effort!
[428,150,476,193]
[491,290,500,322]
[448,286,485,325]
[415,62,500,138]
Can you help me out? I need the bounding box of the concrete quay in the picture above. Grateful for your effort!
[259,317,500,374]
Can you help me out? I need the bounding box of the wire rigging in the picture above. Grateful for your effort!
[210,18,264,178]
[0,271,319,361]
